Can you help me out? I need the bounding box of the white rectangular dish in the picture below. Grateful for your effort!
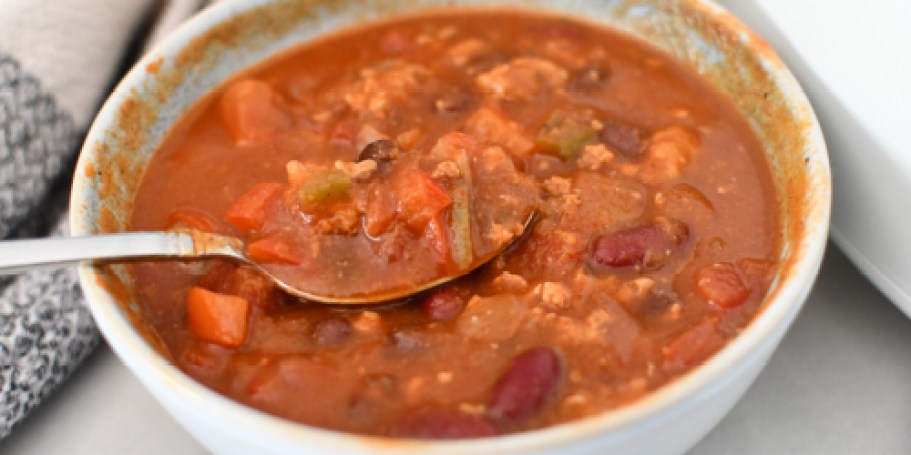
[723,0,911,316]
[722,0,911,315]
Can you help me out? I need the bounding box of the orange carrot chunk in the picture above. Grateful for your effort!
[224,183,283,233]
[220,79,291,145]
[246,236,302,265]
[186,287,250,348]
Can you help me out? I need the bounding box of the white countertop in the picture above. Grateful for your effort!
[2,243,910,454]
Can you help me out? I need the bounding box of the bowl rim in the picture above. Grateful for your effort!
[70,0,831,452]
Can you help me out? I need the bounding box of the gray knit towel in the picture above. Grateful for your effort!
[0,0,209,439]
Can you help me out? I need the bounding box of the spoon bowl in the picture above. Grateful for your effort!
[0,212,536,305]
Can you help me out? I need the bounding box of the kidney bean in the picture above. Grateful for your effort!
[591,220,688,270]
[312,317,352,346]
[489,347,562,423]
[421,287,465,321]
[394,409,499,439]
[600,120,645,157]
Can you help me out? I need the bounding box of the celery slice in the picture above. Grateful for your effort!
[535,111,594,160]
[298,169,351,210]
[450,152,473,270]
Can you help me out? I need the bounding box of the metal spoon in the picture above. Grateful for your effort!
[0,213,536,305]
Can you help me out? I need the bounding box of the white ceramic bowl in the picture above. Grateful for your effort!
[69,0,831,453]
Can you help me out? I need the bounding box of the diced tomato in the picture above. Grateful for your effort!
[246,236,302,265]
[375,228,407,263]
[167,210,219,232]
[196,262,238,295]
[245,361,281,397]
[380,30,414,56]
[229,267,280,308]
[180,343,223,370]
[425,214,452,268]
[186,287,250,348]
[329,118,358,149]
[178,342,230,383]
[396,128,423,150]
[220,79,291,145]
[736,258,774,288]
[520,230,587,280]
[244,357,355,423]
[695,262,750,308]
[394,409,499,439]
[664,318,725,371]
[224,183,283,233]
[364,185,397,238]
[396,170,452,230]
[196,263,278,307]
[436,131,478,153]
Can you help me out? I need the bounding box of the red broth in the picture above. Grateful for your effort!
[130,10,778,438]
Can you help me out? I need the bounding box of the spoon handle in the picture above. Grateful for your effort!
[0,230,245,275]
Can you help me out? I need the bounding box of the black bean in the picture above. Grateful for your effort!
[312,317,352,346]
[600,120,646,157]
[390,328,425,351]
[568,65,610,93]
[358,139,400,164]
